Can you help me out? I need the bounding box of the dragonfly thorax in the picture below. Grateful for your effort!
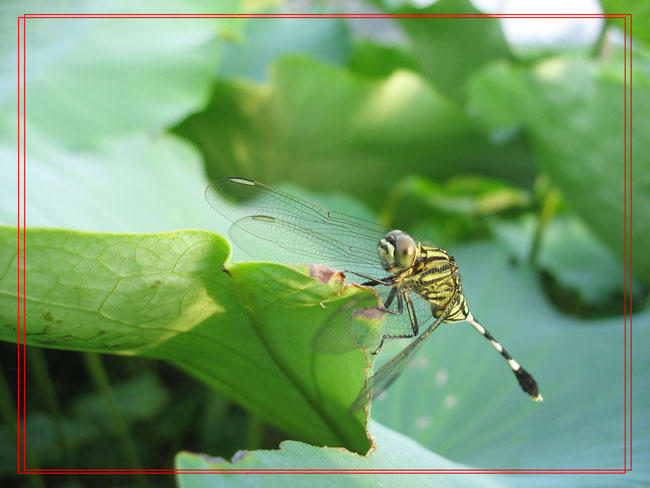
[378,230,418,271]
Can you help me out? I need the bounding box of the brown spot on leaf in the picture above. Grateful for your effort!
[351,307,383,321]
[349,282,383,304]
[43,311,54,322]
[308,264,345,285]
[150,279,162,290]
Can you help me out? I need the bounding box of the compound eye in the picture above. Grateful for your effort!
[395,234,416,268]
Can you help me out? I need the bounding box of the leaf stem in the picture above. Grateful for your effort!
[0,364,46,488]
[591,21,609,59]
[28,348,70,460]
[83,353,147,485]
[200,390,230,449]
[379,177,412,228]
[246,411,264,451]
[529,181,561,266]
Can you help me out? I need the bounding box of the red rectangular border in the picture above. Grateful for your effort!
[15,12,633,475]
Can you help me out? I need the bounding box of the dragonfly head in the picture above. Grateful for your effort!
[379,230,417,271]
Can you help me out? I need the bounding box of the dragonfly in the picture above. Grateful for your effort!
[206,177,543,410]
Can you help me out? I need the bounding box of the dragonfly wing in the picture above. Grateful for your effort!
[206,177,389,281]
[206,177,388,236]
[377,289,436,338]
[350,289,460,411]
[229,215,383,278]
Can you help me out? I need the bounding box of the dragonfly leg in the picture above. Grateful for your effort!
[349,289,460,412]
[377,287,401,314]
[372,336,386,355]
[345,270,394,286]
[383,286,397,308]
[372,291,417,355]
[403,290,419,336]
[372,291,403,355]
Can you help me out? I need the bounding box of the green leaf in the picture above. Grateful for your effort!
[492,213,642,306]
[0,226,377,453]
[347,41,417,79]
[378,174,531,247]
[174,57,537,210]
[175,421,475,487]
[73,372,168,425]
[466,60,527,133]
[391,0,511,102]
[468,55,650,283]
[219,17,351,81]
[0,0,241,147]
[0,372,167,466]
[10,412,95,466]
[527,58,649,283]
[0,131,218,232]
[601,0,650,45]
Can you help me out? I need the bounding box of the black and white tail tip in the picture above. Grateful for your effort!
[466,313,543,402]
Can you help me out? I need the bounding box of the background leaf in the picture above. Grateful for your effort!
[390,0,511,102]
[347,41,417,78]
[0,131,218,232]
[468,55,650,282]
[491,214,643,307]
[601,0,650,45]
[174,57,537,209]
[175,421,484,488]
[0,0,241,148]
[0,372,168,467]
[219,17,352,81]
[377,174,531,248]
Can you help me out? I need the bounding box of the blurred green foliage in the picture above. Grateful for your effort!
[601,0,650,44]
[391,0,511,102]
[0,0,648,486]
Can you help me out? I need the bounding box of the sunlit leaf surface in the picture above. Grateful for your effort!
[0,227,375,453]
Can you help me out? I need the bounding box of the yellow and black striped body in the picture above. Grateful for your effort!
[401,244,469,323]
[376,238,542,402]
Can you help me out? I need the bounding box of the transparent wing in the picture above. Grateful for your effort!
[350,289,460,411]
[205,177,389,280]
[378,288,436,339]
[206,177,443,397]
